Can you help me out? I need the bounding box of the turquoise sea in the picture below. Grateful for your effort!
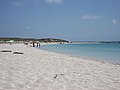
[39,43,120,64]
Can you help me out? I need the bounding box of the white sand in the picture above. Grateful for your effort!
[0,44,120,90]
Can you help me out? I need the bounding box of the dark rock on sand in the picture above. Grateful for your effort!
[13,52,24,54]
[0,50,12,52]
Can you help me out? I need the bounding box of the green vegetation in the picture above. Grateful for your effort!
[0,37,69,43]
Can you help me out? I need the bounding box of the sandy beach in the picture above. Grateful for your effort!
[0,44,120,90]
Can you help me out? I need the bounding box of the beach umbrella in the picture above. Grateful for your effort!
[7,40,15,43]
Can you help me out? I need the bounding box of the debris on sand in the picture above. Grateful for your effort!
[0,50,12,52]
[13,52,24,54]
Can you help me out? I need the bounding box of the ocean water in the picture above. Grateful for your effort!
[39,43,120,64]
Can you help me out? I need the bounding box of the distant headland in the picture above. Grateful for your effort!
[0,37,69,43]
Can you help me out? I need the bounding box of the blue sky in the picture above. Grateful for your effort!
[0,0,120,41]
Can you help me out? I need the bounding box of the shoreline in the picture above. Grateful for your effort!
[0,43,120,90]
[39,43,120,65]
[38,47,115,65]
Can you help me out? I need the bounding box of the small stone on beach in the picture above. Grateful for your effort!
[13,52,24,54]
[0,50,12,52]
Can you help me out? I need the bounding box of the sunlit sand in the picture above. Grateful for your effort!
[0,44,120,90]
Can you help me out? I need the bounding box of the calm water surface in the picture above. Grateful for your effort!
[38,43,120,64]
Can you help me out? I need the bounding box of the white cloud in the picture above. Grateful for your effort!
[25,26,30,29]
[12,0,41,6]
[112,19,118,24]
[12,1,23,6]
[45,0,64,4]
[28,0,41,5]
[81,14,102,20]
[12,0,63,6]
